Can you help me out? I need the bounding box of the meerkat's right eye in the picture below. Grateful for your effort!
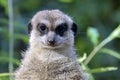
[37,23,48,34]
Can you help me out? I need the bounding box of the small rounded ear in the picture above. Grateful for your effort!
[71,23,77,35]
[28,21,32,34]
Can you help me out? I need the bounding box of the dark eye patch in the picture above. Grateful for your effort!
[71,23,77,36]
[37,23,48,35]
[28,21,32,34]
[55,23,68,36]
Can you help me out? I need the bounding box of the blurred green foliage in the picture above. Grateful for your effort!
[87,27,99,47]
[0,0,120,80]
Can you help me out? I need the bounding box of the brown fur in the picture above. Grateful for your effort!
[15,10,86,80]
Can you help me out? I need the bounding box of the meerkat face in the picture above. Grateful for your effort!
[28,10,77,49]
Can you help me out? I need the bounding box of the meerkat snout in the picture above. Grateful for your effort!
[28,10,77,49]
[46,31,56,46]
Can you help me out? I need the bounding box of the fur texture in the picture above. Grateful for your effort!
[15,10,86,80]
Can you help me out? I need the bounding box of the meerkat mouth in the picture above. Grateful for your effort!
[42,43,63,49]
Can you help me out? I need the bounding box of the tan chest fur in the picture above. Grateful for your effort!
[15,50,85,80]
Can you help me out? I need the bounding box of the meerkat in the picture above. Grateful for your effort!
[15,9,86,80]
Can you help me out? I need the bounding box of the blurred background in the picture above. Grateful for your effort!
[0,0,120,80]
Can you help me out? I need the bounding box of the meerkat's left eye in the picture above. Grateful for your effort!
[37,23,48,34]
[55,23,68,36]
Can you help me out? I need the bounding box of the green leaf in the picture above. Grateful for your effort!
[14,34,28,43]
[109,25,120,39]
[0,56,20,65]
[59,0,73,3]
[84,25,120,65]
[0,0,7,6]
[78,53,87,63]
[87,27,99,46]
[81,64,95,80]
[89,67,118,73]
[0,0,8,14]
[0,73,14,77]
[100,48,120,59]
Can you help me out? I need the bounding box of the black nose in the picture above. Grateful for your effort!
[47,39,55,46]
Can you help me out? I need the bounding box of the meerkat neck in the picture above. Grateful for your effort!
[28,45,77,61]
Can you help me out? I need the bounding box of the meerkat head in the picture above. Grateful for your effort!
[28,10,77,50]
